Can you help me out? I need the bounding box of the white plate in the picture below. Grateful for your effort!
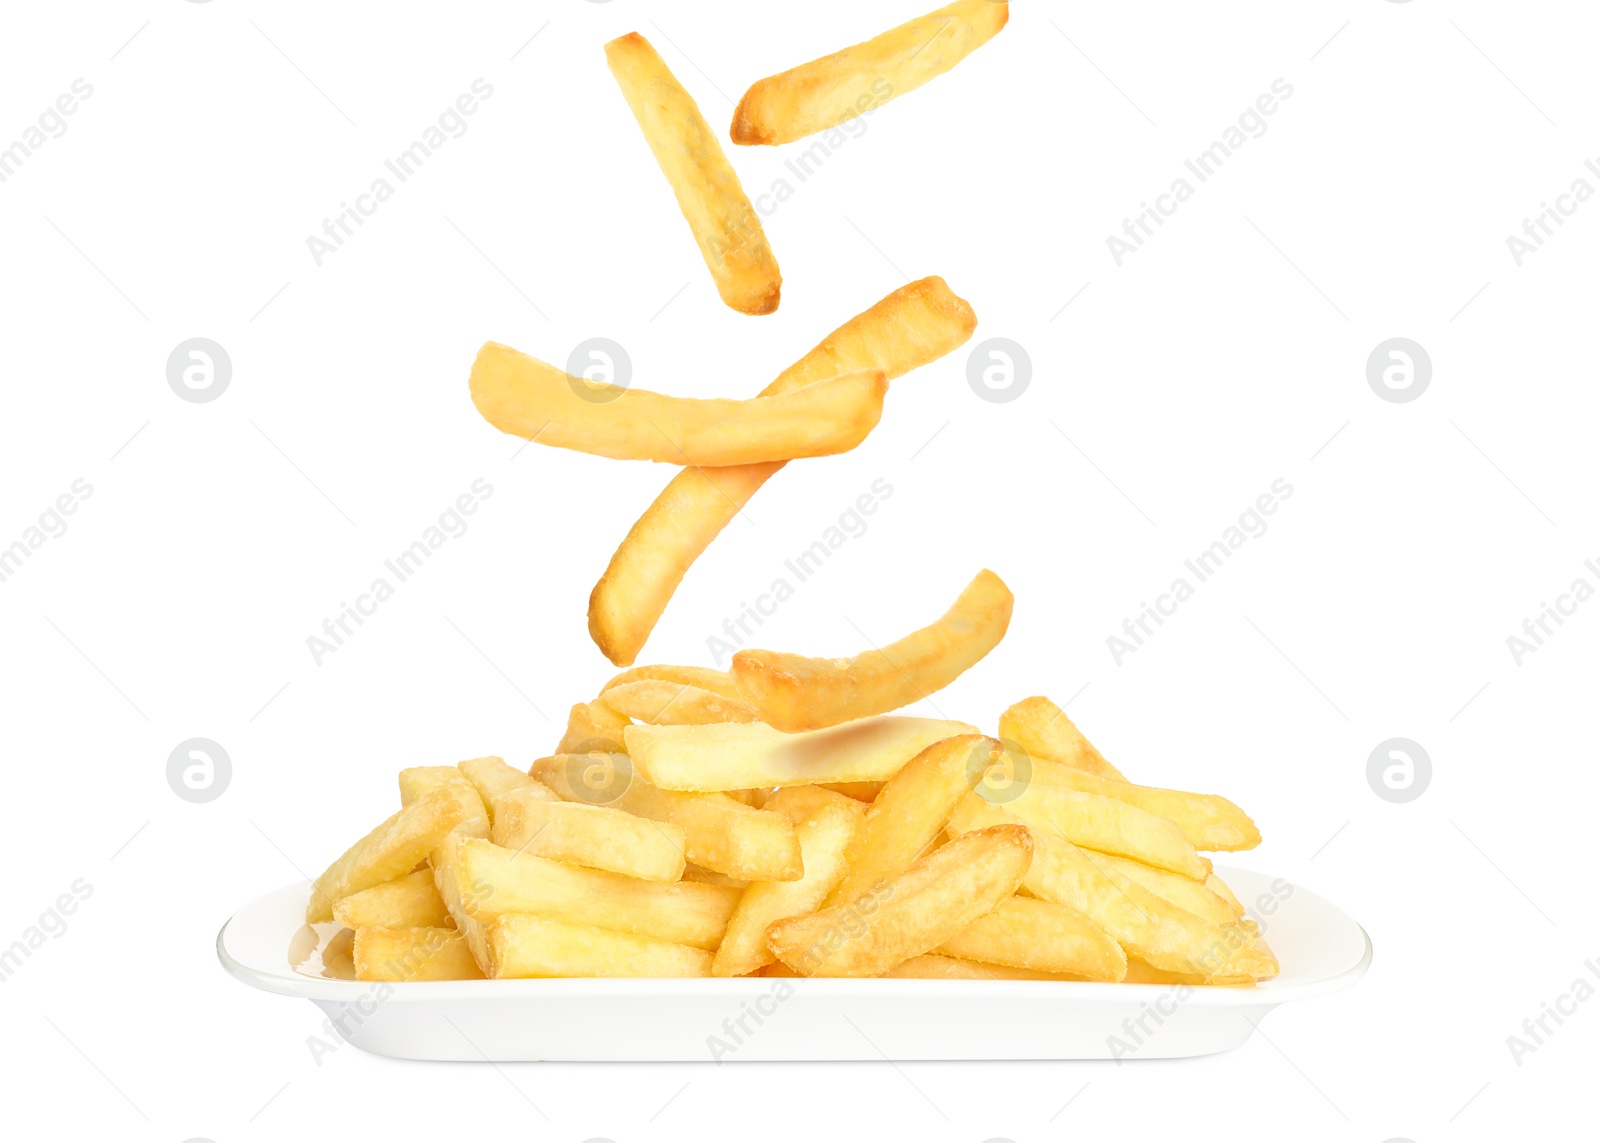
[218,867,1369,1061]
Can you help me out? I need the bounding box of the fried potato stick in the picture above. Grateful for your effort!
[731,0,1009,146]
[606,32,782,314]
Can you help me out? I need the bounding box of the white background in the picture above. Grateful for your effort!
[1,0,1594,1139]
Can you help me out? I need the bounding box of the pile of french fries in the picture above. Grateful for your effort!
[309,574,1276,985]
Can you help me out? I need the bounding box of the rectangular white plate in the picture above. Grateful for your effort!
[218,866,1369,1061]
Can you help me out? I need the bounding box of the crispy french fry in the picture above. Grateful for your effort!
[600,679,759,725]
[626,715,980,792]
[605,32,781,315]
[602,664,743,702]
[491,787,687,882]
[353,926,484,982]
[999,696,1126,781]
[1003,780,1207,879]
[469,343,885,465]
[938,897,1127,981]
[332,869,453,930]
[458,756,556,828]
[489,914,712,978]
[731,0,1009,146]
[423,780,495,973]
[556,700,630,755]
[732,571,1013,731]
[588,276,977,666]
[949,795,1272,979]
[1207,873,1247,915]
[1027,759,1261,851]
[761,784,868,826]
[397,766,464,805]
[455,838,733,949]
[307,787,467,922]
[713,790,860,976]
[533,753,802,881]
[820,780,885,802]
[1087,852,1242,929]
[823,734,995,908]
[882,954,1084,981]
[766,824,1032,977]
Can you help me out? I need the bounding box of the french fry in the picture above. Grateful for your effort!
[397,766,465,805]
[732,571,1014,731]
[588,276,978,666]
[491,787,688,882]
[1027,759,1261,851]
[489,914,712,978]
[823,734,995,908]
[599,679,759,725]
[766,824,1032,977]
[455,838,734,949]
[469,342,885,466]
[731,0,1009,146]
[307,787,467,922]
[1206,873,1247,916]
[937,897,1127,981]
[761,783,868,826]
[1088,852,1243,930]
[602,664,743,702]
[332,869,453,930]
[605,32,782,315]
[883,954,1085,981]
[1003,780,1207,879]
[458,756,556,827]
[533,753,802,881]
[681,865,750,890]
[713,789,860,976]
[556,700,630,755]
[949,796,1273,979]
[820,780,885,802]
[352,926,484,982]
[626,715,980,792]
[1123,959,1256,987]
[999,696,1127,781]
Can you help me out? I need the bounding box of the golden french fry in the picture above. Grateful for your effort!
[602,664,743,702]
[761,784,868,826]
[421,779,495,973]
[1207,873,1247,915]
[732,571,1013,732]
[731,0,1009,146]
[1087,852,1243,930]
[332,869,452,930]
[587,276,977,666]
[489,914,712,978]
[682,865,750,890]
[1027,758,1261,851]
[397,766,464,805]
[1123,959,1256,987]
[883,954,1084,980]
[949,795,1272,979]
[455,838,733,949]
[458,756,556,828]
[352,926,484,982]
[999,696,1127,781]
[713,789,860,976]
[307,787,467,922]
[600,679,760,725]
[1002,779,1206,879]
[938,897,1126,981]
[534,752,800,881]
[491,787,687,882]
[823,734,995,908]
[556,700,630,755]
[819,780,885,802]
[766,824,1032,977]
[605,32,781,315]
[626,715,979,792]
[469,343,885,466]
